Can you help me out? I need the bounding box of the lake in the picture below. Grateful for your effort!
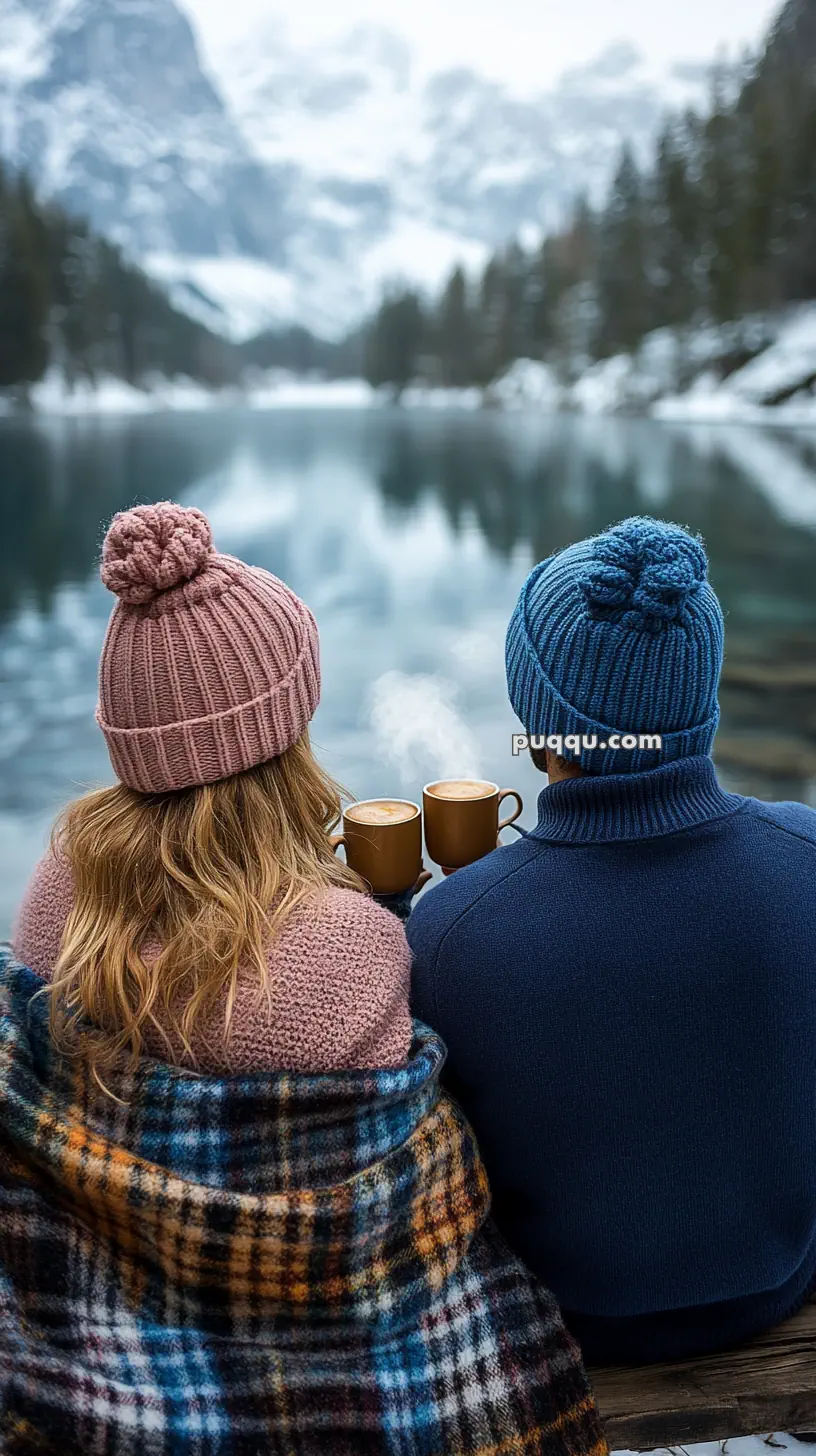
[2,406,816,934]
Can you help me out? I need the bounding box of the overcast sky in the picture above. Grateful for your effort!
[183,0,783,90]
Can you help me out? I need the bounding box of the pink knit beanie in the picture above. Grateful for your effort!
[96,502,320,794]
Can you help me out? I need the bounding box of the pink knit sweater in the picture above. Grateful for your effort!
[13,851,413,1075]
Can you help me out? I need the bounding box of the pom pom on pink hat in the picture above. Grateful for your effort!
[96,502,320,793]
[101,502,214,606]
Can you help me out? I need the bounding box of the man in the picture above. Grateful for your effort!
[407,515,816,1364]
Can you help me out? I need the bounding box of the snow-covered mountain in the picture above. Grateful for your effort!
[220,28,706,246]
[0,0,290,251]
[0,0,709,339]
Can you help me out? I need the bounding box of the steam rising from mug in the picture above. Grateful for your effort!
[368,671,482,786]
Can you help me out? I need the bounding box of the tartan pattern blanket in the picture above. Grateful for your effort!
[0,950,606,1456]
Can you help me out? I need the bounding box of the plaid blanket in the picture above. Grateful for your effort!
[0,950,606,1456]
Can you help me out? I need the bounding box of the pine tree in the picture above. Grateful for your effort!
[435,266,473,387]
[363,289,426,398]
[698,83,734,320]
[0,170,50,389]
[0,159,238,393]
[595,144,653,356]
[550,199,599,370]
[474,254,508,383]
[496,242,529,367]
[737,87,782,311]
[359,0,816,387]
[52,223,107,383]
[526,239,554,356]
[650,119,702,330]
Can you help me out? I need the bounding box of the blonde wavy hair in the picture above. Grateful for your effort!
[48,733,365,1088]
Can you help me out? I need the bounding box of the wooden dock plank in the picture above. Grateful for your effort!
[588,1299,816,1449]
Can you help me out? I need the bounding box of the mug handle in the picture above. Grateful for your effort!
[498,789,523,834]
[330,833,345,856]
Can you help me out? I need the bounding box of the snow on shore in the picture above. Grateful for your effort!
[434,306,816,424]
[654,306,816,425]
[6,305,816,425]
[6,370,233,417]
[654,379,816,426]
[246,376,375,409]
[490,306,816,425]
[0,370,377,418]
[615,1437,808,1456]
[621,306,816,425]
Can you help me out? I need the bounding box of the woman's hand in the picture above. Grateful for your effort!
[374,864,433,923]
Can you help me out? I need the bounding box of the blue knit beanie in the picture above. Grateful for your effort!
[505,517,724,774]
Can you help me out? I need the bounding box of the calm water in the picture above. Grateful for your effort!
[2,406,816,933]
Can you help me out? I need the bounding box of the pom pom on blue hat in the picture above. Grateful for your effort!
[577,518,708,634]
[505,517,724,774]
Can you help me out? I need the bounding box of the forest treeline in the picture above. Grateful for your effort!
[0,158,365,394]
[0,165,239,394]
[363,0,816,394]
[2,0,815,397]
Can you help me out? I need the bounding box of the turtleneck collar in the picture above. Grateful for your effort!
[530,755,743,845]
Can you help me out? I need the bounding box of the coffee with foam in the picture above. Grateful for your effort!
[427,780,495,801]
[346,800,417,826]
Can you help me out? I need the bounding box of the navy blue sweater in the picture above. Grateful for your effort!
[406,756,816,1364]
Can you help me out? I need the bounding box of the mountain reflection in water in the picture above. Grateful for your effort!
[0,408,814,929]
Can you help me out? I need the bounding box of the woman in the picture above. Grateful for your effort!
[14,500,412,1080]
[0,503,606,1456]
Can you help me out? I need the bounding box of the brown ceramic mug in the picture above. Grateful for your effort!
[331,799,423,895]
[423,779,523,870]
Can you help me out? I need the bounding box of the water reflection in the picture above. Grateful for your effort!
[374,413,816,802]
[0,417,240,624]
[1,408,815,929]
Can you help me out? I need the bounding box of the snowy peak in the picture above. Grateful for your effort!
[220,22,708,247]
[568,42,644,80]
[332,24,412,89]
[0,0,289,259]
[217,20,423,181]
[0,0,52,94]
[25,0,223,117]
[0,0,711,338]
